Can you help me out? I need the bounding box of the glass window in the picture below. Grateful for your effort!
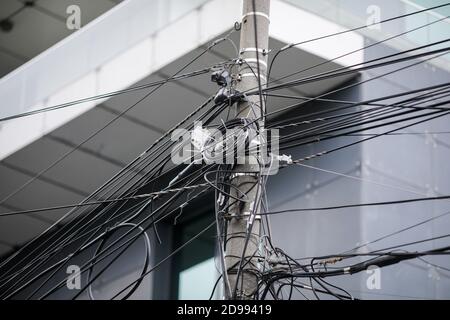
[178,257,217,300]
[168,199,218,299]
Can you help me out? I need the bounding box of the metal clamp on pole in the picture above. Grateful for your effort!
[241,11,271,22]
[239,47,271,56]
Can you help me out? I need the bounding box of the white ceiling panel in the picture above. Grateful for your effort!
[49,106,163,164]
[0,6,71,59]
[0,208,50,246]
[0,0,122,77]
[116,80,214,131]
[4,136,123,194]
[0,243,13,257]
[0,0,23,17]
[0,164,84,212]
[0,50,22,77]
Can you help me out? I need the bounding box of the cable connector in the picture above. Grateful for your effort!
[318,257,344,265]
[210,37,226,47]
[191,125,211,151]
[214,87,231,105]
[211,67,246,105]
[267,254,284,266]
[211,69,231,87]
[275,154,293,165]
[214,88,244,105]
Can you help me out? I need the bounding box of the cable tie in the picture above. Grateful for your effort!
[217,194,225,206]
[240,48,271,56]
[319,257,343,265]
[274,154,293,164]
[229,172,259,180]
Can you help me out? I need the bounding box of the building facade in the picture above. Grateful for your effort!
[0,0,449,299]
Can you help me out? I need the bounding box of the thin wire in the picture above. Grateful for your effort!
[257,195,450,216]
[295,163,427,197]
[0,68,215,123]
[269,3,450,90]
[0,183,209,217]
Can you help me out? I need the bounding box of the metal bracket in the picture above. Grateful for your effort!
[223,212,261,220]
[239,47,271,56]
[242,58,268,67]
[239,73,267,81]
[242,11,270,22]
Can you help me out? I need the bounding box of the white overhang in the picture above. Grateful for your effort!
[0,0,363,255]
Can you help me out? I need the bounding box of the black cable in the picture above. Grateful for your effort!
[3,5,450,300]
[235,90,450,158]
[267,2,450,83]
[265,6,450,96]
[0,116,220,296]
[0,102,221,296]
[3,181,211,299]
[258,195,450,216]
[0,67,215,123]
[32,169,214,299]
[0,184,208,217]
[85,223,151,300]
[0,96,218,283]
[3,35,444,268]
[265,81,450,129]
[278,98,450,151]
[260,245,450,299]
[267,86,450,129]
[0,56,216,208]
[262,44,450,95]
[236,47,450,139]
[109,220,217,300]
[275,89,450,152]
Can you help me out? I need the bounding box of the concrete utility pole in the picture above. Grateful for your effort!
[224,0,270,300]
